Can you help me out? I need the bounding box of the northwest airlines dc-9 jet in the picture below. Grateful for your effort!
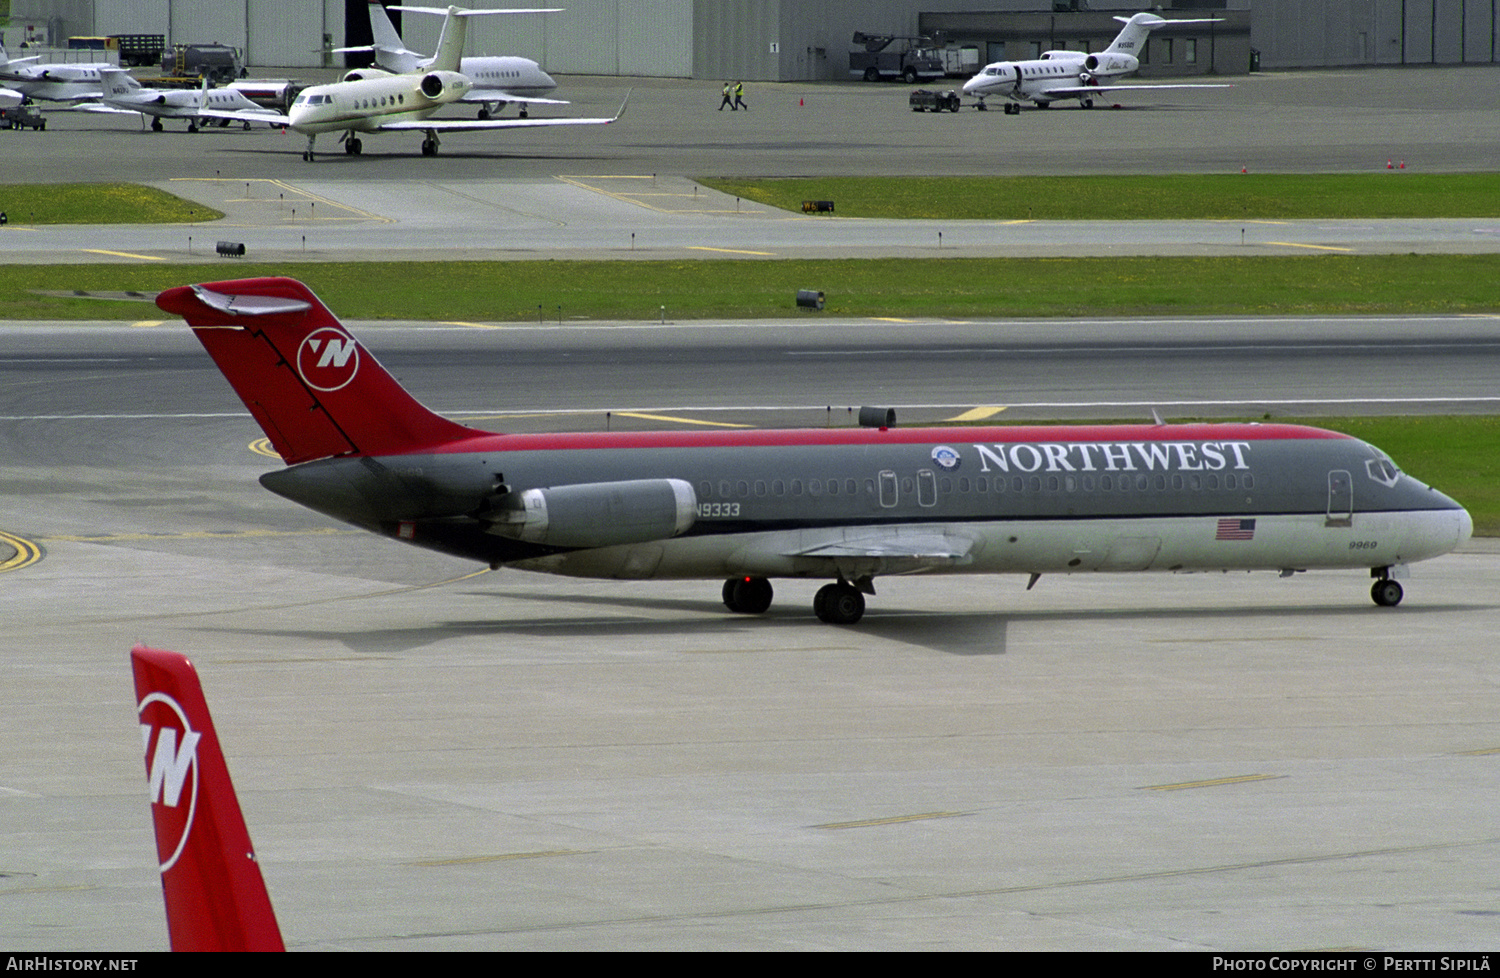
[157,278,1470,625]
[134,645,283,951]
[962,12,1231,113]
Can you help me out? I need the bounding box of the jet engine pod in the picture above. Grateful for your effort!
[340,67,391,82]
[483,478,697,548]
[419,70,471,101]
[1082,53,1137,77]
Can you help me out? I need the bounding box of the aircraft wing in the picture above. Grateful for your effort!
[377,114,614,132]
[197,107,292,126]
[1048,82,1233,95]
[377,91,627,131]
[759,531,978,578]
[462,88,569,107]
[73,102,142,115]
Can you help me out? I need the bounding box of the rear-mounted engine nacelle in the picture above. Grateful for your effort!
[483,478,696,548]
[1082,53,1138,77]
[340,68,391,83]
[419,70,471,102]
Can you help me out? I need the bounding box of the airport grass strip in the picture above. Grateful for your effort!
[699,173,1500,221]
[0,184,222,224]
[8,255,1500,321]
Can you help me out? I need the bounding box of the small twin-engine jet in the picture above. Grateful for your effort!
[0,41,109,103]
[961,12,1231,113]
[339,2,567,120]
[133,645,284,951]
[76,68,282,132]
[157,277,1470,625]
[200,4,623,160]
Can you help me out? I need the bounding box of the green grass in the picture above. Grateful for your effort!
[11,254,1500,322]
[0,184,222,224]
[700,173,1500,220]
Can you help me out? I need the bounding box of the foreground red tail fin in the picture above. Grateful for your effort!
[156,277,484,465]
[132,645,285,952]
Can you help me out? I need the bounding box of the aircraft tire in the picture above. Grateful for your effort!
[1371,579,1404,607]
[723,576,773,614]
[814,583,865,625]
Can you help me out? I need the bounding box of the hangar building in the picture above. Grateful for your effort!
[2,1,1494,78]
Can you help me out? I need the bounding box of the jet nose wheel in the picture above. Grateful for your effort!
[814,582,865,625]
[1371,579,1404,607]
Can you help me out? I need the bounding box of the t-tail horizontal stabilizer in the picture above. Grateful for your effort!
[132,645,285,952]
[156,277,486,465]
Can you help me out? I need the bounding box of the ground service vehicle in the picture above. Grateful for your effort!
[849,33,944,83]
[909,89,962,112]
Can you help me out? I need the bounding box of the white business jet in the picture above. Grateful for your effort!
[342,2,566,119]
[0,41,109,103]
[77,69,282,132]
[961,12,1229,113]
[201,5,623,161]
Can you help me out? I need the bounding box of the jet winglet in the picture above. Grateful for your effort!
[132,645,285,952]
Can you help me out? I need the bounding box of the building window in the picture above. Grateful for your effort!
[1185,38,1197,64]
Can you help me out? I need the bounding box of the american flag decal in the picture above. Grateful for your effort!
[1216,518,1256,540]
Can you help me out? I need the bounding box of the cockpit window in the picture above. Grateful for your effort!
[1366,456,1401,486]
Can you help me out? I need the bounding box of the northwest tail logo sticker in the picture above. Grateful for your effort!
[297,327,361,392]
[138,691,201,872]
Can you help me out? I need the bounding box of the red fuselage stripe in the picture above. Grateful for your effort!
[417,423,1350,457]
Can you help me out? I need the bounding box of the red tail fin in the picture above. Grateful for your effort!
[132,645,285,952]
[156,277,484,465]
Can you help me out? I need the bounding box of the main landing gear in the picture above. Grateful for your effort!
[814,582,865,625]
[719,576,869,625]
[722,576,773,615]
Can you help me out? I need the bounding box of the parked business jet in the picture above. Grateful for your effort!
[0,41,108,103]
[341,2,566,119]
[76,69,282,131]
[134,644,284,951]
[156,277,1472,624]
[962,12,1230,113]
[201,5,622,160]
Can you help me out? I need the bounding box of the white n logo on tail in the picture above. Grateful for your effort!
[143,724,201,807]
[137,690,201,871]
[296,327,361,392]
